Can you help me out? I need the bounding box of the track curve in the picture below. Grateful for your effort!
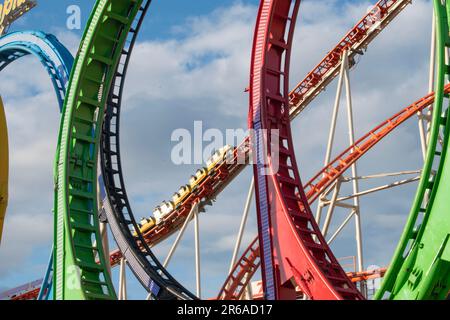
[375,0,450,300]
[249,0,363,300]
[53,0,143,300]
[98,0,197,300]
[0,30,74,298]
[5,0,417,300]
[0,1,440,302]
[0,31,73,107]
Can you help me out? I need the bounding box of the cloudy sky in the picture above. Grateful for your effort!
[0,0,434,299]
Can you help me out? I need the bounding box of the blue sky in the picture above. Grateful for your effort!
[15,0,262,40]
[13,0,373,40]
[0,0,435,299]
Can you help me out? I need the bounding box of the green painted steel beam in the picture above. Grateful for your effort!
[375,0,450,300]
[53,0,144,300]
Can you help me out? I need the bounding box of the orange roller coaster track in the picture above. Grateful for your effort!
[288,0,412,119]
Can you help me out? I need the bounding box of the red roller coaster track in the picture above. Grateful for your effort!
[249,0,363,300]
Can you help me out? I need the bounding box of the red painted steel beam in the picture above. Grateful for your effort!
[14,81,438,300]
[249,0,363,300]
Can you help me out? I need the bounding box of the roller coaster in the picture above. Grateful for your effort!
[0,0,450,300]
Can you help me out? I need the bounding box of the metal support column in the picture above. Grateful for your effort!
[194,207,201,298]
[118,258,127,300]
[229,178,254,272]
[342,50,365,297]
[315,48,347,225]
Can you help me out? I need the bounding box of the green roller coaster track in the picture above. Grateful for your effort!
[375,0,450,300]
[54,0,144,300]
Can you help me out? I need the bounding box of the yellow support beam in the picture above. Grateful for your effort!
[0,96,8,244]
[0,0,37,36]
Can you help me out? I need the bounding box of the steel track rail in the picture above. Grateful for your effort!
[135,0,412,251]
[13,82,438,299]
[0,280,41,300]
[53,0,144,300]
[250,267,387,299]
[249,0,363,300]
[375,0,450,300]
[11,73,440,299]
[288,0,412,119]
[98,0,197,300]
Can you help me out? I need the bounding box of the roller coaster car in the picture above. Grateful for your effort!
[157,200,175,221]
[189,168,208,190]
[206,145,234,172]
[172,185,191,208]
[152,206,163,224]
[131,217,156,236]
[139,217,156,234]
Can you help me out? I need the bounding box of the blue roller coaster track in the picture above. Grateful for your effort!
[0,30,74,300]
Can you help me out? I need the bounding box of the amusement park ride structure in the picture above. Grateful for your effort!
[0,0,450,300]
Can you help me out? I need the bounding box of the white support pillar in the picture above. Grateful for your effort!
[163,203,199,268]
[145,203,199,301]
[99,222,111,276]
[342,50,366,297]
[322,179,342,238]
[313,49,366,297]
[229,178,254,273]
[418,8,437,159]
[315,51,348,225]
[118,258,127,300]
[97,177,111,276]
[194,207,201,298]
